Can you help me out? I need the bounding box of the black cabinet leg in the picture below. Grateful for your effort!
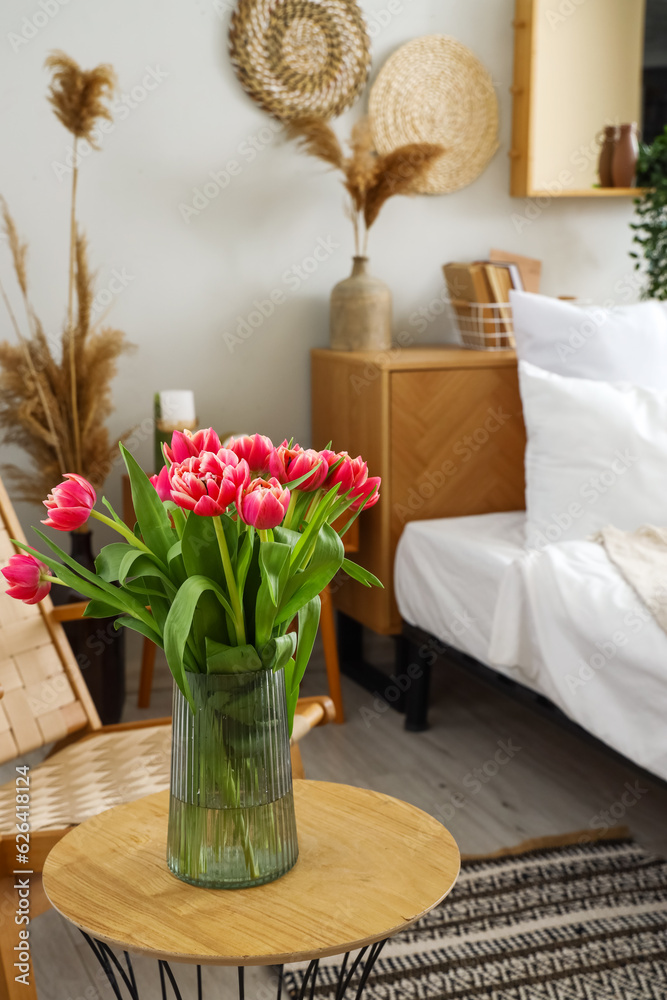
[337,611,364,666]
[404,650,432,732]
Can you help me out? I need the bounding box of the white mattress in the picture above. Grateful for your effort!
[395,512,667,781]
[395,512,527,668]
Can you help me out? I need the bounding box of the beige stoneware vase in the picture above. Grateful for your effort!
[330,257,392,351]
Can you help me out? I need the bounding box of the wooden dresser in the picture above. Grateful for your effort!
[311,346,527,636]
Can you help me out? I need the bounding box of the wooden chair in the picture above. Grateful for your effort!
[0,477,334,1000]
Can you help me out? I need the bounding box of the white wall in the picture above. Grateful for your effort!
[0,0,640,538]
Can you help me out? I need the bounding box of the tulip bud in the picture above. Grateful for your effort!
[228,434,274,475]
[42,474,96,531]
[2,553,52,605]
[150,466,172,502]
[237,478,290,530]
[349,476,381,513]
[287,449,327,491]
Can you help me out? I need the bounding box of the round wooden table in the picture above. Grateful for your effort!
[43,780,460,1000]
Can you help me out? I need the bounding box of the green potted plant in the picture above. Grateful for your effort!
[630,125,667,299]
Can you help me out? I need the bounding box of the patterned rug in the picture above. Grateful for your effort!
[284,831,667,999]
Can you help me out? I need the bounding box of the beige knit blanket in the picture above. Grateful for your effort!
[597,525,667,635]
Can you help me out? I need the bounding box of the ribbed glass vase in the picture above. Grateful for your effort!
[167,668,298,889]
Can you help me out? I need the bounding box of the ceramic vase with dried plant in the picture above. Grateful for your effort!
[285,117,444,351]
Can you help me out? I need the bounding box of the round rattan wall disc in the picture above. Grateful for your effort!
[369,35,499,195]
[229,0,371,121]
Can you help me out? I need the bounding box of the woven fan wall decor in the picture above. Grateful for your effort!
[229,0,371,121]
[369,35,499,195]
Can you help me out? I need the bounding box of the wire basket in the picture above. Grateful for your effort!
[448,299,515,351]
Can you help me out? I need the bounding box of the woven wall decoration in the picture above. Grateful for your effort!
[369,35,499,195]
[229,0,371,121]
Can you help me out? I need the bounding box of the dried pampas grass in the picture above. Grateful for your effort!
[45,51,116,146]
[0,53,133,505]
[285,116,445,254]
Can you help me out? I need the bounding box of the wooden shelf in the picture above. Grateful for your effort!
[526,187,644,199]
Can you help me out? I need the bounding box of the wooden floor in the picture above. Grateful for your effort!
[20,631,667,998]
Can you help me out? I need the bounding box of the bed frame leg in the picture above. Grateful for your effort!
[401,635,432,732]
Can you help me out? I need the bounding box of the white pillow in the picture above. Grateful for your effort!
[510,290,667,389]
[519,361,667,549]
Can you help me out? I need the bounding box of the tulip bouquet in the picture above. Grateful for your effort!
[3,429,382,887]
[2,429,381,731]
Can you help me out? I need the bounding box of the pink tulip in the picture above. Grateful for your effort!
[268,440,299,483]
[42,473,96,531]
[228,434,274,475]
[349,476,381,513]
[286,448,327,491]
[237,478,290,530]
[164,428,222,464]
[2,553,51,605]
[323,451,368,494]
[198,449,240,475]
[150,466,172,502]
[169,456,249,517]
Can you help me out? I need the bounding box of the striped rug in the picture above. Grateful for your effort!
[284,831,667,999]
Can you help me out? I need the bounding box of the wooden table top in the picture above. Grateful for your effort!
[42,780,460,967]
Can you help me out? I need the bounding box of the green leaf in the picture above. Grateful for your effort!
[30,529,152,622]
[181,509,223,580]
[276,523,344,626]
[255,542,290,648]
[259,633,297,672]
[95,542,136,582]
[342,557,383,589]
[290,483,341,574]
[14,536,125,610]
[118,550,175,592]
[83,598,123,618]
[114,616,164,649]
[119,442,174,565]
[236,530,255,603]
[285,596,320,735]
[181,513,231,651]
[101,496,129,530]
[205,638,263,674]
[259,542,291,605]
[163,575,236,702]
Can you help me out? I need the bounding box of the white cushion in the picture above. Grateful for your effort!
[510,291,667,388]
[519,361,667,548]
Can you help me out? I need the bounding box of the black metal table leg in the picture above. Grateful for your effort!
[79,932,389,1000]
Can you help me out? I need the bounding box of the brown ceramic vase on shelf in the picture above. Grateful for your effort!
[330,257,392,352]
[598,125,618,187]
[612,123,639,188]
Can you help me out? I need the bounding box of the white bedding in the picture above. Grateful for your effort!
[395,512,667,781]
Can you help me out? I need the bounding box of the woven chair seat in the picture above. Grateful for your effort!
[0,713,314,834]
[0,725,172,833]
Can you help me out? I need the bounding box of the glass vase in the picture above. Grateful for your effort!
[167,667,298,889]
